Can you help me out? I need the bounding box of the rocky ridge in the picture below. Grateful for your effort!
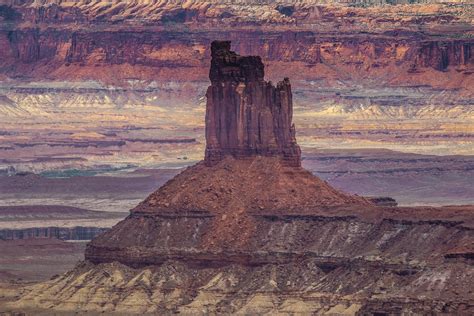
[0,1,472,92]
[3,41,474,315]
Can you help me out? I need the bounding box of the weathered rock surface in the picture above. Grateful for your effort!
[0,1,472,92]
[8,204,474,314]
[205,41,301,166]
[3,41,474,315]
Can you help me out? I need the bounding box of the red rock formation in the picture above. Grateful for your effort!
[0,2,473,93]
[6,39,474,316]
[205,41,301,167]
[83,42,372,260]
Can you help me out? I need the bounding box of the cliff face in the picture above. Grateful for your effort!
[409,40,472,71]
[1,30,472,82]
[205,41,301,166]
[0,1,472,91]
[15,199,474,314]
[6,41,474,315]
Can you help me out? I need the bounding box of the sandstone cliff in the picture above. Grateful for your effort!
[205,41,301,167]
[3,41,474,315]
[0,1,472,92]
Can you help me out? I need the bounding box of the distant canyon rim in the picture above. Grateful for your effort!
[0,1,473,167]
[0,1,473,210]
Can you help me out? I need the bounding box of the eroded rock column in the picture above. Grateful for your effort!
[205,40,301,167]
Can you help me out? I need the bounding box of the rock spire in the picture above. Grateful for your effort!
[204,41,301,167]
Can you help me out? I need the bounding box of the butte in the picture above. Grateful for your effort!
[9,41,474,315]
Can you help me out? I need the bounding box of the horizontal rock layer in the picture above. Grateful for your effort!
[12,205,473,314]
[85,209,474,267]
[0,2,472,91]
[1,30,471,80]
[0,226,108,241]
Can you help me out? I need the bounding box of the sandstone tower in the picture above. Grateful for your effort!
[205,41,301,167]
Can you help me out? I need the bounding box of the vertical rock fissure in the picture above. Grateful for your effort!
[205,40,301,166]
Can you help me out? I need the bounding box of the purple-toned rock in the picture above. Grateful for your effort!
[204,41,301,167]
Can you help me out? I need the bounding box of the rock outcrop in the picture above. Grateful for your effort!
[0,1,472,92]
[4,42,474,315]
[205,41,301,167]
[10,203,474,315]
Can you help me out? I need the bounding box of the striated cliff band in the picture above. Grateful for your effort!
[0,1,472,93]
[1,0,473,175]
[205,41,301,167]
[3,41,473,315]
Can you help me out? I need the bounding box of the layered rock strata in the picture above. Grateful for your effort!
[4,42,474,315]
[0,1,472,92]
[12,200,474,315]
[205,41,301,166]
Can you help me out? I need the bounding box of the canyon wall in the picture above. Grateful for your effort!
[0,1,472,91]
[1,29,472,82]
